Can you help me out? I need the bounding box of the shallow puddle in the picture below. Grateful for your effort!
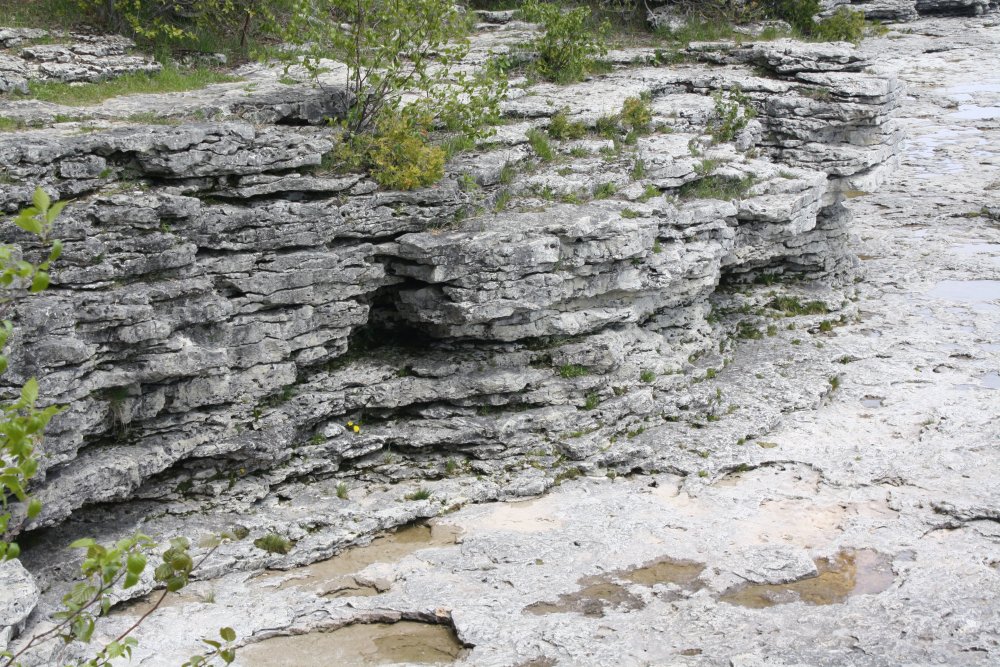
[951,243,1000,260]
[525,557,704,617]
[947,105,1000,121]
[525,578,645,618]
[240,621,465,666]
[720,549,893,608]
[263,522,462,597]
[621,557,705,590]
[944,82,1000,97]
[927,280,1000,311]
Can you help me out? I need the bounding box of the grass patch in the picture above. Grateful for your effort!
[0,117,39,132]
[253,533,292,555]
[554,467,583,484]
[657,17,741,44]
[559,364,589,379]
[125,112,183,125]
[767,297,829,317]
[593,181,617,199]
[3,0,81,30]
[404,488,432,501]
[527,128,554,161]
[679,174,756,201]
[16,64,240,106]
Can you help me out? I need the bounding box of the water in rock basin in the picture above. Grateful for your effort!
[236,524,468,665]
[947,106,1000,120]
[525,557,706,617]
[239,622,465,666]
[927,280,1000,310]
[262,522,462,597]
[720,549,894,608]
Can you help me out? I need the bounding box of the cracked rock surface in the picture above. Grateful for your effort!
[1,10,999,667]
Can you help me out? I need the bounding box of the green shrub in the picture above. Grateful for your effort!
[621,96,652,135]
[708,86,756,144]
[548,108,587,140]
[282,0,506,137]
[765,0,821,34]
[764,1,864,42]
[335,111,445,190]
[74,0,289,53]
[814,7,865,43]
[521,0,610,84]
[254,533,293,554]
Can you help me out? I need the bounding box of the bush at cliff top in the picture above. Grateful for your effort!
[72,0,291,55]
[520,0,610,84]
[278,0,506,138]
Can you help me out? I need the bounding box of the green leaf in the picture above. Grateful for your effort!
[69,537,98,549]
[30,270,49,293]
[154,563,173,581]
[124,571,139,588]
[48,239,63,262]
[220,648,236,663]
[47,199,68,224]
[21,378,39,405]
[27,498,42,518]
[219,627,236,642]
[6,542,19,559]
[32,187,50,213]
[127,551,146,575]
[14,212,43,235]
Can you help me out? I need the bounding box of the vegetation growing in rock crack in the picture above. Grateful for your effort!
[709,86,757,144]
[253,533,293,554]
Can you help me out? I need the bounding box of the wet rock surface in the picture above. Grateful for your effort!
[1,9,999,667]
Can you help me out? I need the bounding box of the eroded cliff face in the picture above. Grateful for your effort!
[2,7,997,664]
[0,26,902,538]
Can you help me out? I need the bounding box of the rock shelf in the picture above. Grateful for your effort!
[1,8,998,667]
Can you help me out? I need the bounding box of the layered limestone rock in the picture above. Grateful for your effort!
[0,30,159,94]
[0,25,903,536]
[820,0,995,18]
[645,0,995,25]
[685,39,904,193]
[0,559,38,652]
